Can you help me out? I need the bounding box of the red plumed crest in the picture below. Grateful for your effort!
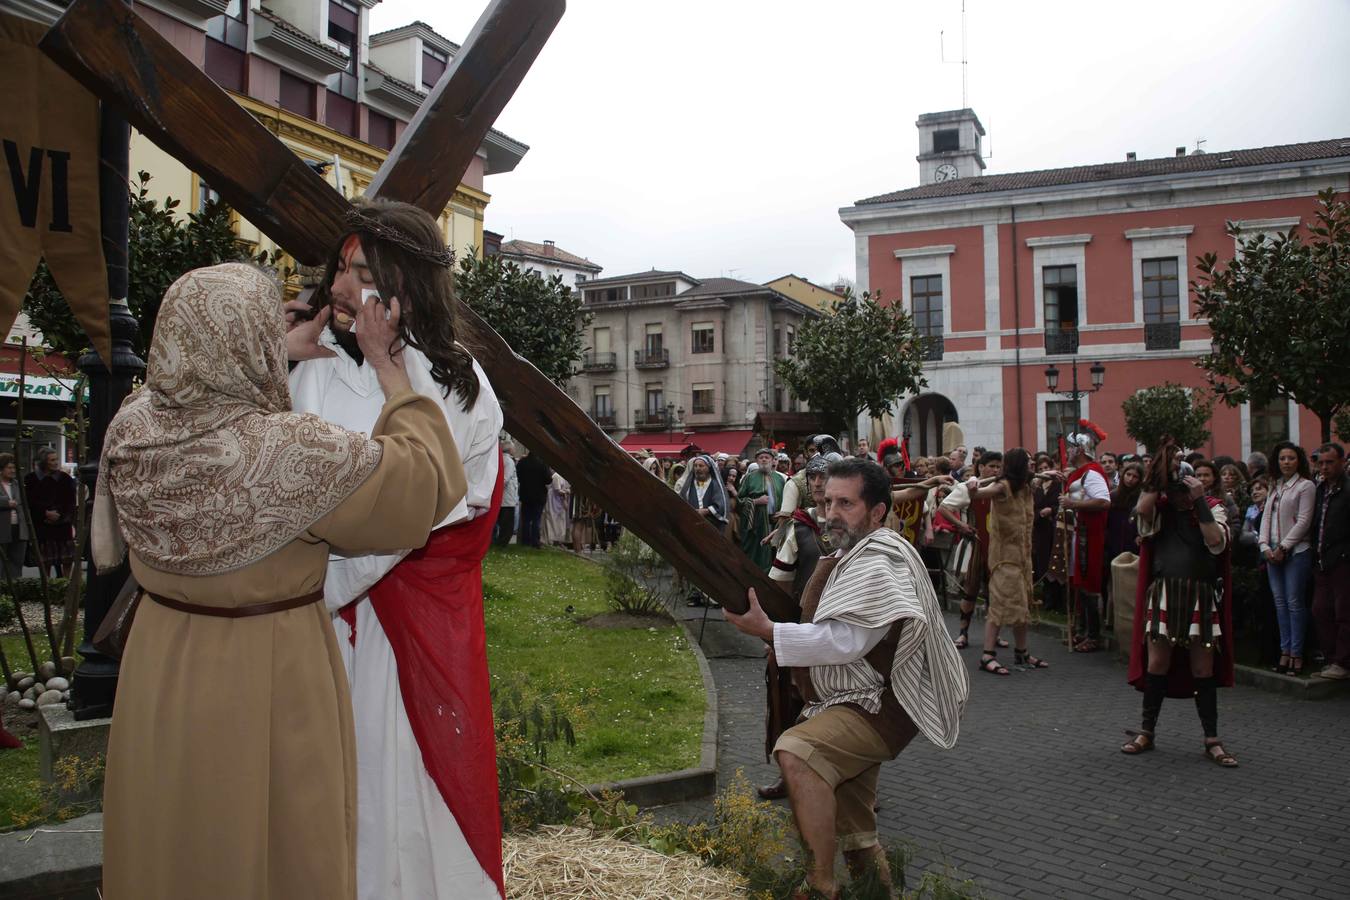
[1077,418,1108,442]
[876,437,900,463]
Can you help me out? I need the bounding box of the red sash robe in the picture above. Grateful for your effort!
[346,457,506,896]
[1067,462,1109,594]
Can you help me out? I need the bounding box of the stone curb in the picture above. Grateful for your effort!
[1232,663,1350,700]
[0,813,102,900]
[582,617,719,808]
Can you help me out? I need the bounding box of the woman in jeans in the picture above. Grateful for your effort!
[1259,442,1316,675]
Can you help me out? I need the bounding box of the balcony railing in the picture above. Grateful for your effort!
[921,335,944,361]
[1044,327,1080,356]
[581,351,617,372]
[631,409,672,430]
[634,348,670,369]
[588,408,616,428]
[1144,321,1181,351]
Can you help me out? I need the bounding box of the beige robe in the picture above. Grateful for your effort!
[101,391,466,900]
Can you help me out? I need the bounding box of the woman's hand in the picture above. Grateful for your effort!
[355,296,402,368]
[286,305,337,362]
[355,297,412,396]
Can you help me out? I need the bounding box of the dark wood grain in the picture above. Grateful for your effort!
[38,0,345,266]
[366,0,565,213]
[39,0,794,618]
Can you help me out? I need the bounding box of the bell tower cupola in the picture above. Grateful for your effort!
[916,109,985,185]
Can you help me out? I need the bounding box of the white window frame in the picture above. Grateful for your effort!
[1125,226,1193,323]
[691,382,716,415]
[1026,235,1091,331]
[1239,397,1300,458]
[1231,217,1301,255]
[894,244,955,336]
[1036,392,1089,456]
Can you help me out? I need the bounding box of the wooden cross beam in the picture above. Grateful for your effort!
[39,0,793,619]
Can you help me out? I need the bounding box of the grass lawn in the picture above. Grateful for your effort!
[0,548,707,829]
[1,632,74,831]
[483,546,704,785]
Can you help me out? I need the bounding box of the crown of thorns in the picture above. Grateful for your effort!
[343,209,455,267]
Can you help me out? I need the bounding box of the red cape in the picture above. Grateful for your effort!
[1068,462,1109,593]
[791,507,821,532]
[367,458,506,896]
[1126,495,1235,698]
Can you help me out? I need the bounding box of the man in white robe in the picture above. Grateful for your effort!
[287,204,505,900]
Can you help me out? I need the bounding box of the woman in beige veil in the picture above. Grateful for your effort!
[94,263,466,900]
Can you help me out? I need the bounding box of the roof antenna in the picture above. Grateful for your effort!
[939,0,969,108]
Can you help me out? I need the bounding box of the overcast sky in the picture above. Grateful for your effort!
[370,0,1350,287]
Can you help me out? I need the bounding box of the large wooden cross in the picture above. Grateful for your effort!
[39,0,793,619]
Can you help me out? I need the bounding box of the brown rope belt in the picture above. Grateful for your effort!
[147,589,323,618]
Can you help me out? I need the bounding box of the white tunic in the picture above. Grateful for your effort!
[290,330,504,900]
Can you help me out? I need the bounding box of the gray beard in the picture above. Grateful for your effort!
[829,522,878,552]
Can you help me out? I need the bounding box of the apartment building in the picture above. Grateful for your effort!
[570,271,821,457]
[841,108,1350,458]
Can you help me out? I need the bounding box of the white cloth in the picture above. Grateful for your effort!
[1069,470,1111,504]
[940,481,971,515]
[803,529,969,749]
[774,617,891,667]
[500,454,518,508]
[542,472,571,544]
[289,333,503,900]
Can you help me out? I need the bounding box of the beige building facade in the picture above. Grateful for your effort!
[570,271,820,452]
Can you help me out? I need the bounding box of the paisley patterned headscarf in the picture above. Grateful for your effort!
[93,263,383,576]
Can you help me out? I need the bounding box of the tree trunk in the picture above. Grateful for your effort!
[1319,410,1332,445]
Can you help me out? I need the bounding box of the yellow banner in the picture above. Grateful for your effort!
[0,12,110,366]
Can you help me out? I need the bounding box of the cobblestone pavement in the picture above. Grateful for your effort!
[666,603,1350,900]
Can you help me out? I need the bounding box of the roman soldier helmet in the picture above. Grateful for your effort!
[811,434,842,456]
[1066,418,1108,459]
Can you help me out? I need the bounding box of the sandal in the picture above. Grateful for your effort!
[979,652,1010,675]
[1015,649,1049,669]
[1121,730,1154,755]
[1203,740,1239,768]
[1074,638,1100,653]
[954,629,969,649]
[1290,656,1304,677]
[1271,655,1291,675]
[996,637,1010,648]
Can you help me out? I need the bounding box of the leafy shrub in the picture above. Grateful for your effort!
[0,594,14,629]
[603,531,674,617]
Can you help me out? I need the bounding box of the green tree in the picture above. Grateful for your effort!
[1193,188,1350,443]
[454,252,590,385]
[1122,382,1213,453]
[24,171,272,358]
[773,291,929,441]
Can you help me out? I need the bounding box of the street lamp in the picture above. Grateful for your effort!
[1044,359,1106,438]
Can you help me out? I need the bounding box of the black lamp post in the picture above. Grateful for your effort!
[70,106,146,720]
[1044,360,1106,442]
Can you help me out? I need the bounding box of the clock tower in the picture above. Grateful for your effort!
[916,109,986,186]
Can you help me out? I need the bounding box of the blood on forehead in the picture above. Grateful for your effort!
[340,234,364,268]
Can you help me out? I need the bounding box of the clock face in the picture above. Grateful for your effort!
[935,163,959,182]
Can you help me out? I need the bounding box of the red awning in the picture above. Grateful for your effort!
[616,435,692,459]
[685,429,755,457]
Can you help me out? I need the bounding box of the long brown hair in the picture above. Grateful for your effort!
[315,198,480,409]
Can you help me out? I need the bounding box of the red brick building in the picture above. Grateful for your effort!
[840,109,1350,460]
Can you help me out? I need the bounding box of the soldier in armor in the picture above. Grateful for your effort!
[1121,440,1238,767]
